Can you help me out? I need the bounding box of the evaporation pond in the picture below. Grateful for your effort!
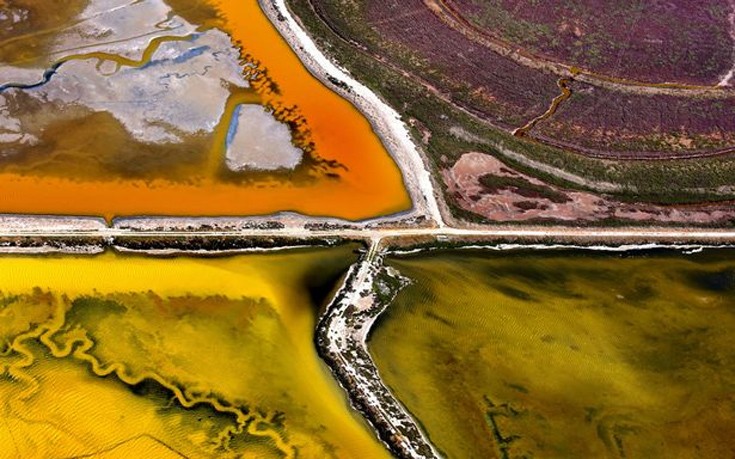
[0,246,390,458]
[369,249,735,458]
[0,0,409,219]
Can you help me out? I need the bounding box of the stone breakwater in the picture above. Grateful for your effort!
[315,244,442,459]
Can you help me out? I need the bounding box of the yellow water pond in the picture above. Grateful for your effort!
[0,247,389,459]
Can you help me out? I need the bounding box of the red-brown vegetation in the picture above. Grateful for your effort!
[313,0,735,159]
[360,0,562,128]
[449,0,734,86]
[533,81,735,158]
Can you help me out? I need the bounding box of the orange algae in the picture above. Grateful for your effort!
[0,1,410,220]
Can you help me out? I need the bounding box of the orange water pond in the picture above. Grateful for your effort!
[0,0,410,220]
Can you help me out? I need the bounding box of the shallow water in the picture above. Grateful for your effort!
[0,0,410,219]
[0,247,390,458]
[370,249,735,458]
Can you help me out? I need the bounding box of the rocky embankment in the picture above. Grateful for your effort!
[316,244,441,459]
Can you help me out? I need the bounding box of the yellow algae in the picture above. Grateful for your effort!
[370,250,735,458]
[0,248,390,459]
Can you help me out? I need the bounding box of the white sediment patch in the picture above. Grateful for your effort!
[10,30,248,143]
[0,246,105,254]
[225,104,303,171]
[260,0,445,226]
[719,69,735,87]
[0,132,33,144]
[0,6,28,25]
[0,68,46,88]
[391,242,735,257]
[718,0,735,86]
[1,1,240,146]
[52,0,192,60]
[0,98,38,148]
[0,95,38,148]
[0,215,107,232]
[0,0,197,87]
[113,245,313,256]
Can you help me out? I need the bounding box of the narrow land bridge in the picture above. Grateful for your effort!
[3,226,735,242]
